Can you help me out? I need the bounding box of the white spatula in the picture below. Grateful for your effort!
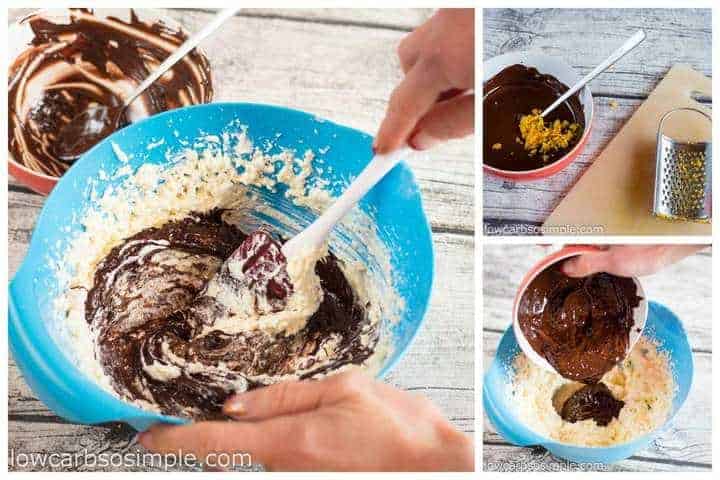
[281,146,413,259]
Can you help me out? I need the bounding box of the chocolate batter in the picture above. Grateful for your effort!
[85,210,376,419]
[483,64,585,171]
[560,383,625,426]
[8,9,212,177]
[517,262,641,384]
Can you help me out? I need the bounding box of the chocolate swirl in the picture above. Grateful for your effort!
[85,211,376,419]
[8,9,212,177]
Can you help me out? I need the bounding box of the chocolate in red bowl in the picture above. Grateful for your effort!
[483,52,594,181]
[511,246,648,378]
[8,8,214,195]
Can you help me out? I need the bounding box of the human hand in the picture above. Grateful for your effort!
[374,8,475,153]
[137,370,473,471]
[561,245,707,278]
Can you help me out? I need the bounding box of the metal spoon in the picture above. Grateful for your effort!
[54,7,239,162]
[541,30,646,118]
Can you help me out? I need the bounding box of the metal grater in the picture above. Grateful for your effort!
[652,107,712,222]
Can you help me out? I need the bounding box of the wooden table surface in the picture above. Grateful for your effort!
[7,8,475,471]
[483,245,712,471]
[482,8,712,234]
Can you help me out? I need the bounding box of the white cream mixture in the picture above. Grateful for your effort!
[52,126,400,406]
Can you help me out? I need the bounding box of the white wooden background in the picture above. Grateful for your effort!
[483,8,712,235]
[7,8,475,472]
[483,245,712,472]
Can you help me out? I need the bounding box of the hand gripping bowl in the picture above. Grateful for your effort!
[9,102,435,431]
[484,301,693,464]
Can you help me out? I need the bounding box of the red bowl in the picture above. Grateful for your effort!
[483,51,594,182]
[8,161,57,195]
[8,8,212,196]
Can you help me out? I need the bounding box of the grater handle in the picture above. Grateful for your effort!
[657,107,711,140]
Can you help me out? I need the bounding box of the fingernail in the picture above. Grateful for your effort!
[560,259,581,277]
[223,398,247,417]
[409,131,439,151]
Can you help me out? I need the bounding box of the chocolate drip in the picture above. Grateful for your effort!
[483,64,585,171]
[85,211,375,419]
[517,262,641,384]
[560,383,625,426]
[9,9,212,177]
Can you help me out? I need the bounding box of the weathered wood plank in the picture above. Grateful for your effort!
[205,8,432,31]
[484,8,712,98]
[482,331,712,470]
[9,8,434,31]
[482,443,711,472]
[7,420,193,472]
[482,245,712,351]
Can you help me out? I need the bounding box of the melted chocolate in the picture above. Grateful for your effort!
[560,383,625,426]
[483,64,585,171]
[85,211,375,419]
[518,263,641,384]
[9,9,212,177]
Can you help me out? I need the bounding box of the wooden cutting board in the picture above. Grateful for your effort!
[544,65,711,236]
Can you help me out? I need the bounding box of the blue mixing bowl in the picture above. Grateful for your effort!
[9,102,434,431]
[484,301,693,464]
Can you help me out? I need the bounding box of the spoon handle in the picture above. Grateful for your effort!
[541,30,646,117]
[124,8,240,107]
[281,146,412,259]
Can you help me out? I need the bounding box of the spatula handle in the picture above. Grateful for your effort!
[282,146,412,259]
